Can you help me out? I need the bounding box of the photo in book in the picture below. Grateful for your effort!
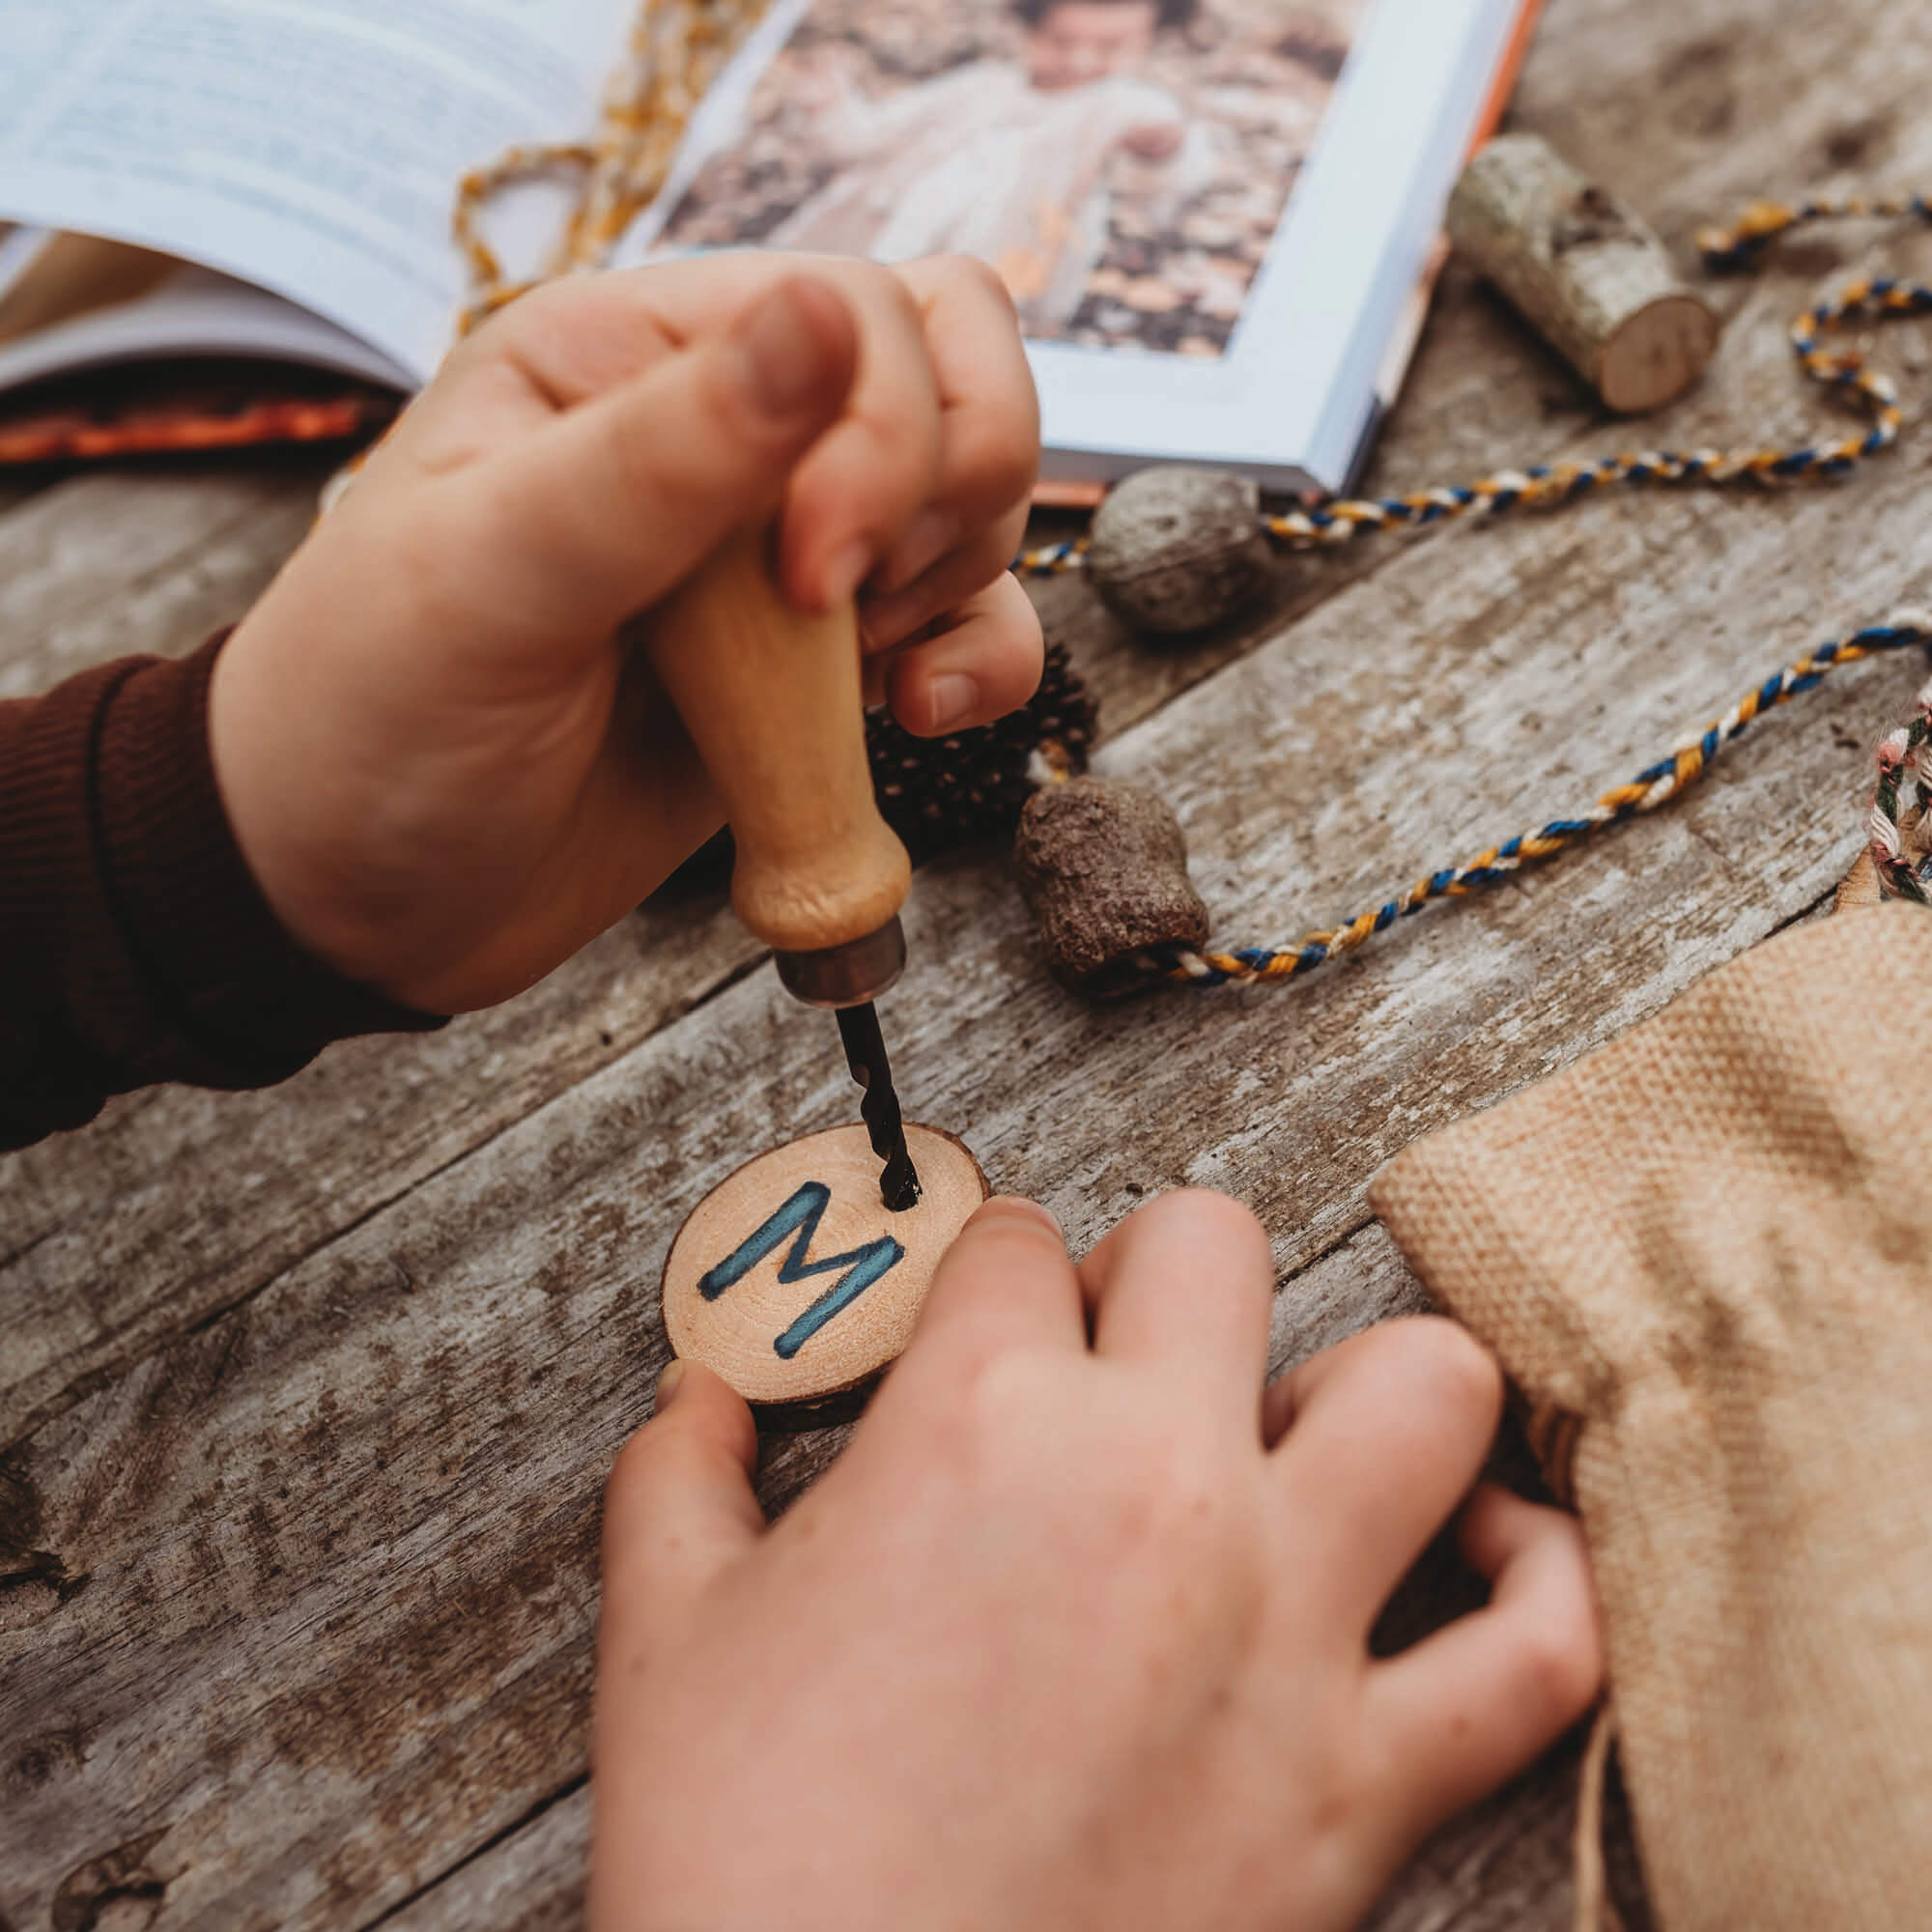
[621,0,1534,489]
[648,0,1364,360]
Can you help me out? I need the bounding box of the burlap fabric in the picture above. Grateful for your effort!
[1368,902,1932,1930]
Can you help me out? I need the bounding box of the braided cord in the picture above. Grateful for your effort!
[1149,611,1932,989]
[453,0,767,336]
[1014,196,1932,578]
[1697,191,1932,270]
[1869,675,1932,903]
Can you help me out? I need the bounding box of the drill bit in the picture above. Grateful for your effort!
[835,1002,922,1212]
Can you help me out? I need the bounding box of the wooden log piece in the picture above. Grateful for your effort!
[662,1122,987,1405]
[1448,132,1719,414]
[1012,775,1209,998]
[1085,465,1276,637]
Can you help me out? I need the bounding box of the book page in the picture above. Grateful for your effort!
[0,0,637,383]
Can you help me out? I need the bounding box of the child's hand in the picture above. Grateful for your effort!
[209,257,1040,1012]
[789,41,866,115]
[1122,119,1183,159]
[593,1191,1603,1932]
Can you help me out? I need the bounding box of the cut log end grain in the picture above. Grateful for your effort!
[1012,775,1209,998]
[1601,293,1722,413]
[1085,465,1275,636]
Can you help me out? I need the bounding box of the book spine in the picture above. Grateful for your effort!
[1470,0,1548,157]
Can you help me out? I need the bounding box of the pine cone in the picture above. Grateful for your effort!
[867,641,1097,863]
[649,642,1099,898]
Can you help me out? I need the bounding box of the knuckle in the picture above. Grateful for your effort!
[1401,1316,1505,1422]
[1517,1598,1604,1723]
[865,260,927,333]
[993,498,1035,559]
[1114,1429,1233,1548]
[941,251,1019,314]
[464,275,572,355]
[604,1422,668,1518]
[1118,1450,1267,1636]
[920,1342,1057,1465]
[943,375,1041,490]
[961,423,1041,516]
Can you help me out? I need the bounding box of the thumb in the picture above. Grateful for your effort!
[474,274,860,632]
[600,1359,766,1657]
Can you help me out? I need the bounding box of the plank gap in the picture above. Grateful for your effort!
[1,927,780,1452]
[356,1774,589,1932]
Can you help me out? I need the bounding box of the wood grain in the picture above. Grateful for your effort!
[643,526,910,955]
[662,1121,987,1401]
[3,3,1929,1925]
[0,461,325,697]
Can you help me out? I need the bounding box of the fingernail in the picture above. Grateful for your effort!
[927,672,980,732]
[823,539,872,609]
[653,1359,688,1414]
[737,284,836,416]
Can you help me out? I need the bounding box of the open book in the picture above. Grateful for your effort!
[0,0,1538,494]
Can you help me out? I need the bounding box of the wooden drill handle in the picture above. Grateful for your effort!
[642,526,910,954]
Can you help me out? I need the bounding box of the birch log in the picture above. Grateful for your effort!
[1448,133,1719,414]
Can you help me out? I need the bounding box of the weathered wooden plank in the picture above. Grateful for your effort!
[377,1788,588,1932]
[0,278,1608,1440]
[9,404,1932,1919]
[12,169,1926,1450]
[6,367,1927,1921]
[1515,0,1919,242]
[0,474,52,518]
[6,5,1930,1925]
[0,898,766,1447]
[0,462,326,696]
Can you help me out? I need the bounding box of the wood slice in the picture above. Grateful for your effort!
[661,1122,987,1404]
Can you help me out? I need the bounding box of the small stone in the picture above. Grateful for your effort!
[1012,777,1209,998]
[1086,466,1275,637]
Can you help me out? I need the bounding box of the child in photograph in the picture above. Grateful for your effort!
[767,0,1213,336]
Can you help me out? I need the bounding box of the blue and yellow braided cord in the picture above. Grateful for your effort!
[1016,190,1932,986]
[1697,191,1932,270]
[1145,611,1932,988]
[1013,192,1932,578]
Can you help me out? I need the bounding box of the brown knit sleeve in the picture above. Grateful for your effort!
[0,632,444,1150]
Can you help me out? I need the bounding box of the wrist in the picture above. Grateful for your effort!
[207,611,450,1011]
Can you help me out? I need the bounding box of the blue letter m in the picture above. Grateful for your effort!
[697,1182,905,1360]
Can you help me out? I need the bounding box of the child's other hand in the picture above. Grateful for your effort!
[593,1191,1603,1932]
[209,256,1039,1012]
